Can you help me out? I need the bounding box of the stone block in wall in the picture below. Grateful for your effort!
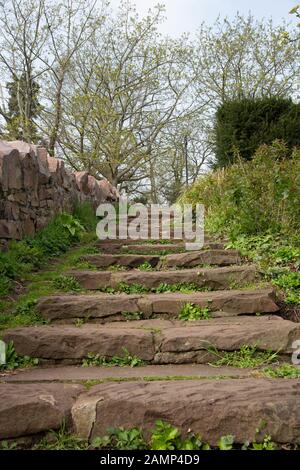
[4,201,20,221]
[7,191,27,205]
[20,152,39,192]
[75,171,89,194]
[0,220,22,239]
[19,207,36,221]
[22,218,35,237]
[98,179,119,202]
[7,140,50,185]
[0,141,23,191]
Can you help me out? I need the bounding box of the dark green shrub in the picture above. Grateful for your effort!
[214,97,300,167]
[181,141,300,237]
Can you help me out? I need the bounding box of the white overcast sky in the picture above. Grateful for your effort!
[108,0,297,36]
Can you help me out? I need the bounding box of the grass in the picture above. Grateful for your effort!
[226,235,300,313]
[262,363,300,378]
[209,345,278,368]
[99,281,210,295]
[0,232,98,330]
[82,348,145,368]
[179,303,211,321]
[52,275,82,292]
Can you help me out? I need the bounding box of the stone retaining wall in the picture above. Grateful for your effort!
[0,140,118,244]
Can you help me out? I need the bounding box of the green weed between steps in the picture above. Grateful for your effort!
[209,345,278,368]
[82,348,145,368]
[262,363,300,378]
[100,282,210,295]
[179,303,211,321]
[0,340,39,370]
[122,311,143,321]
[52,275,82,292]
[138,261,154,271]
[15,420,282,451]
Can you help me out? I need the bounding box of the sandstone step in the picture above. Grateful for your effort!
[163,249,241,268]
[37,288,279,322]
[68,265,259,290]
[83,249,240,269]
[2,364,253,383]
[3,316,298,364]
[0,382,84,439]
[98,240,226,253]
[83,253,160,268]
[121,244,188,253]
[71,378,300,445]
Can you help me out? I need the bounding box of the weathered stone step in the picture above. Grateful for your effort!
[2,364,253,383]
[71,378,300,445]
[3,316,298,364]
[37,288,279,322]
[98,240,226,253]
[83,253,160,268]
[162,249,241,268]
[82,249,240,269]
[0,383,84,439]
[68,265,258,290]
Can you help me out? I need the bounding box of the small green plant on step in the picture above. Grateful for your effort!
[217,435,235,450]
[108,264,127,272]
[116,282,148,294]
[122,311,143,321]
[0,341,39,370]
[82,348,145,368]
[150,420,204,450]
[34,421,88,450]
[208,344,278,368]
[262,363,300,378]
[138,261,154,271]
[92,427,146,450]
[242,434,277,450]
[0,441,18,450]
[179,303,211,321]
[52,275,82,292]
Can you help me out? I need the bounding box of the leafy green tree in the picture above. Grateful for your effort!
[5,72,41,141]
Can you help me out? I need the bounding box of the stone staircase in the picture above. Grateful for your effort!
[1,215,300,446]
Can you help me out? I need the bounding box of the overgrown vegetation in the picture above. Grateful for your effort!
[0,209,92,299]
[179,303,211,321]
[0,204,98,329]
[209,345,278,368]
[181,141,300,314]
[82,348,145,368]
[28,420,279,451]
